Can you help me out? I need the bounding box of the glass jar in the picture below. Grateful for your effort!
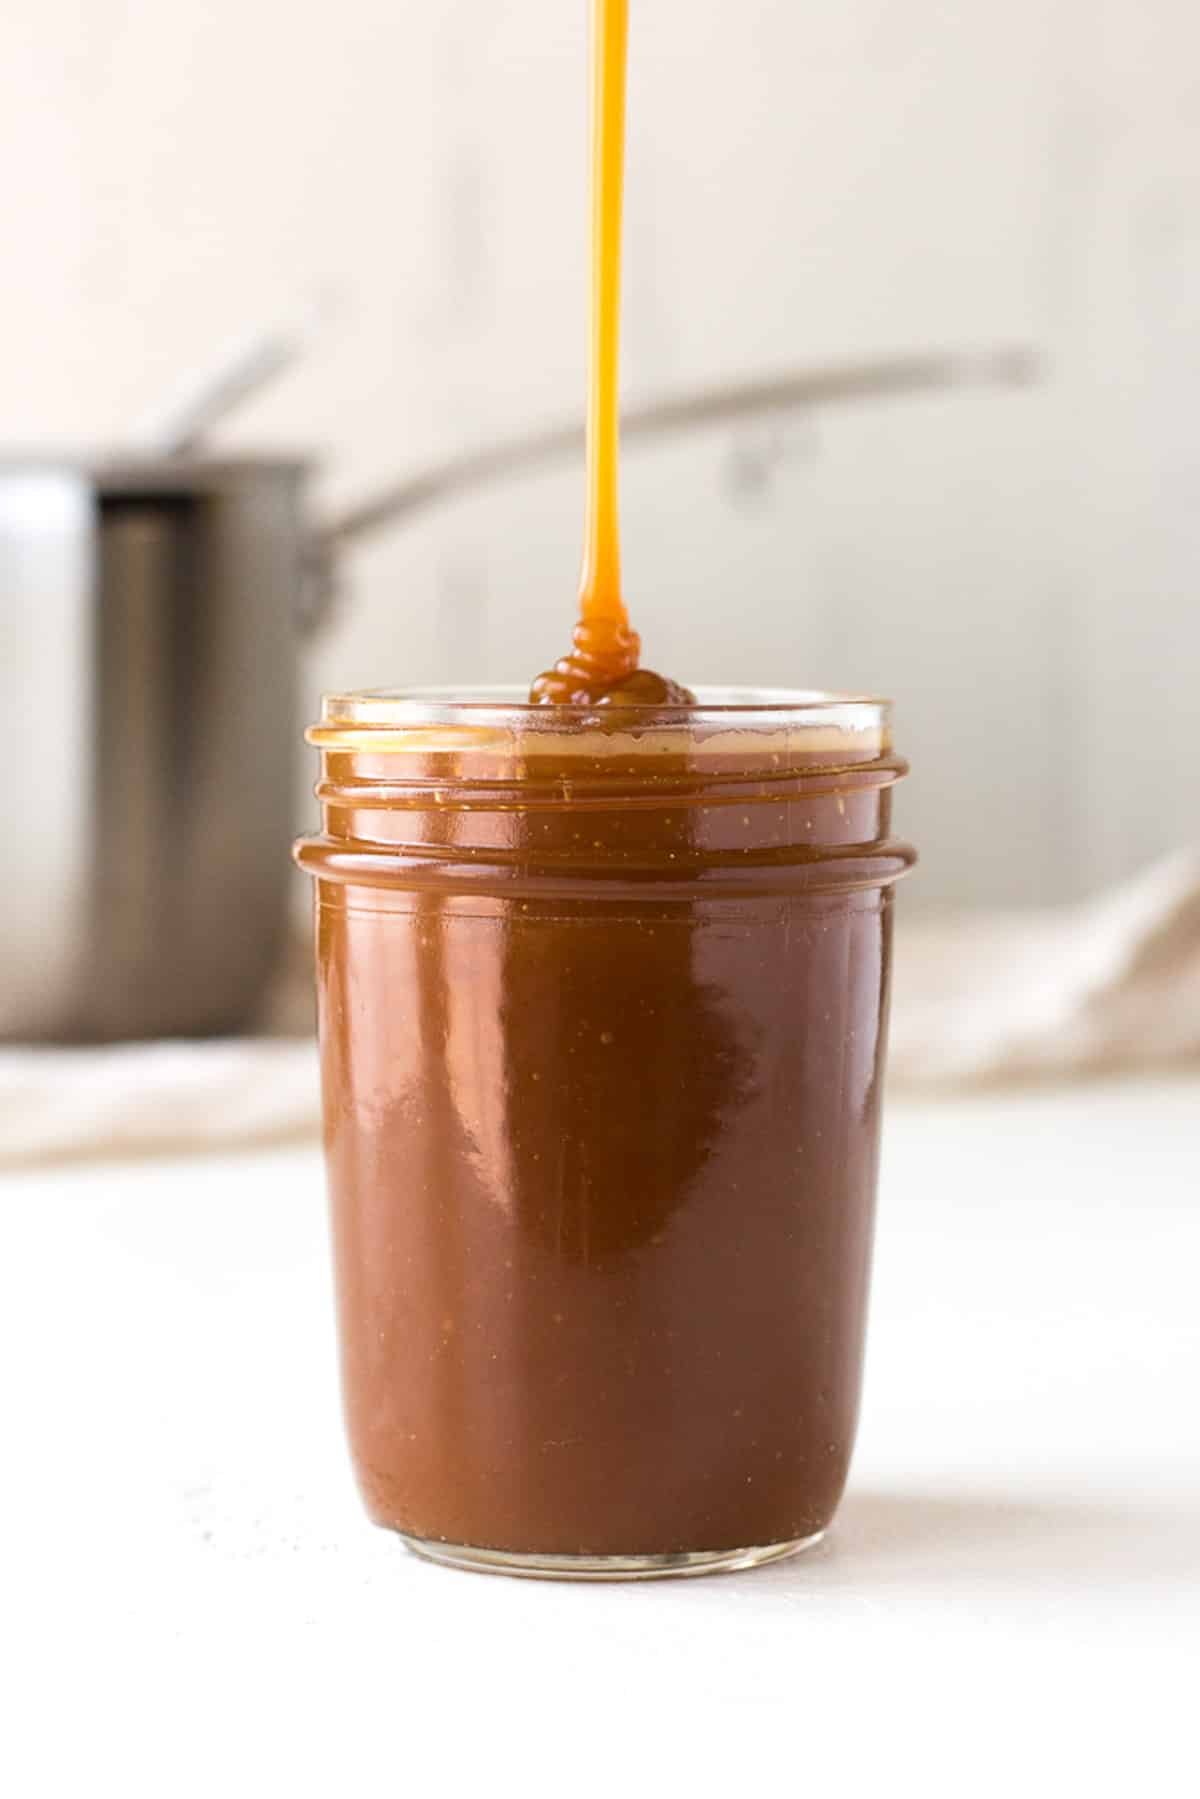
[295,687,913,1579]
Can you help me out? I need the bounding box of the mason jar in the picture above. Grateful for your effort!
[295,687,913,1579]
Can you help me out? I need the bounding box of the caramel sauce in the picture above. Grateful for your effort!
[302,728,909,1558]
[530,0,690,707]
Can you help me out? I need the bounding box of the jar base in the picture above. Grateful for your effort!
[397,1529,826,1582]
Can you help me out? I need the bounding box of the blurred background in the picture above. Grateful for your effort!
[2,0,1199,1146]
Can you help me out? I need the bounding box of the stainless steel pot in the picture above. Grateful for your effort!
[1,455,314,1039]
[0,349,1033,1041]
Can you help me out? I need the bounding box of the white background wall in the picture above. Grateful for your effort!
[5,0,1199,906]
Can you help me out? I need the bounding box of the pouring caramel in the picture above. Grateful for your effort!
[531,0,691,706]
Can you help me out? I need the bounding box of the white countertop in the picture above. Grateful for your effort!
[3,1078,1197,1795]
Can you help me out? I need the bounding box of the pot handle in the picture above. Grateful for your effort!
[301,345,1038,635]
[131,295,340,457]
[322,348,1036,549]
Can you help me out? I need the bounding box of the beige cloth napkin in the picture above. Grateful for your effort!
[2,852,1198,1164]
[889,849,1200,1084]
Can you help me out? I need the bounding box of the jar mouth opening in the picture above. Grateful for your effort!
[309,685,893,757]
[320,683,887,717]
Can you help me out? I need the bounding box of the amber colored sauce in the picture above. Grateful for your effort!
[306,734,908,1558]
[530,0,690,706]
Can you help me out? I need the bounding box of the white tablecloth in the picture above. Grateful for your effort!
[2,1078,1196,1795]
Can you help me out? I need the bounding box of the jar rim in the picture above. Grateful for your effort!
[309,685,892,752]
